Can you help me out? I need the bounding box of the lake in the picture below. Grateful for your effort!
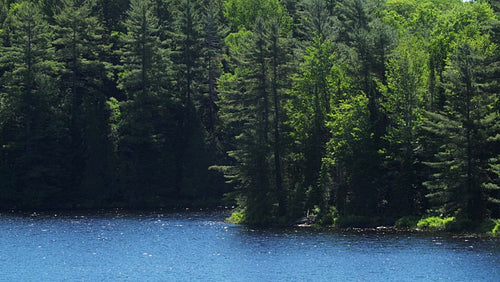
[0,210,498,281]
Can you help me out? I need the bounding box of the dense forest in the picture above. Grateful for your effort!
[0,0,499,228]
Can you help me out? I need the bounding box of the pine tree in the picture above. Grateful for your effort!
[52,0,114,207]
[200,2,226,133]
[268,19,291,217]
[94,0,130,33]
[217,16,290,225]
[229,18,272,225]
[0,1,67,209]
[423,42,499,220]
[116,0,175,205]
[170,0,208,198]
[199,2,232,199]
[482,0,500,218]
[299,0,336,41]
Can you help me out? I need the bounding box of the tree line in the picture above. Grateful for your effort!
[1,0,499,227]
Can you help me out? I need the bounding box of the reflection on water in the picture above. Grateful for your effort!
[0,211,498,281]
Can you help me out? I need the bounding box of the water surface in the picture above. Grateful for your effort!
[1,211,498,281]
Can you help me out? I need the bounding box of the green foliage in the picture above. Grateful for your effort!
[0,0,498,231]
[227,210,245,224]
[492,220,500,236]
[0,0,68,209]
[473,218,498,234]
[379,32,429,216]
[423,41,500,220]
[223,0,290,31]
[325,92,380,216]
[217,16,291,225]
[286,36,344,212]
[416,216,456,231]
[317,206,338,226]
[416,215,479,232]
[395,216,420,229]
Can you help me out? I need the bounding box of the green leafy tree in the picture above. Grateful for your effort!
[381,35,428,216]
[283,0,343,219]
[286,37,339,214]
[338,0,394,136]
[329,0,396,216]
[324,92,376,216]
[428,1,495,110]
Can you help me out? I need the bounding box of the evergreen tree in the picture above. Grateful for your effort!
[52,0,114,207]
[299,0,336,41]
[0,1,67,209]
[171,0,208,198]
[199,2,232,199]
[219,18,273,225]
[116,0,175,205]
[93,0,130,33]
[200,2,226,133]
[217,17,290,225]
[268,19,291,217]
[423,42,499,220]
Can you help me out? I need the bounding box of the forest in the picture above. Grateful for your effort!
[0,0,499,229]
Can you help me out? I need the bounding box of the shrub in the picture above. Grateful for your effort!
[416,216,455,231]
[318,206,338,226]
[492,220,500,236]
[395,216,420,229]
[227,211,245,224]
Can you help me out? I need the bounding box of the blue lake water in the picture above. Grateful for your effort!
[0,211,499,281]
